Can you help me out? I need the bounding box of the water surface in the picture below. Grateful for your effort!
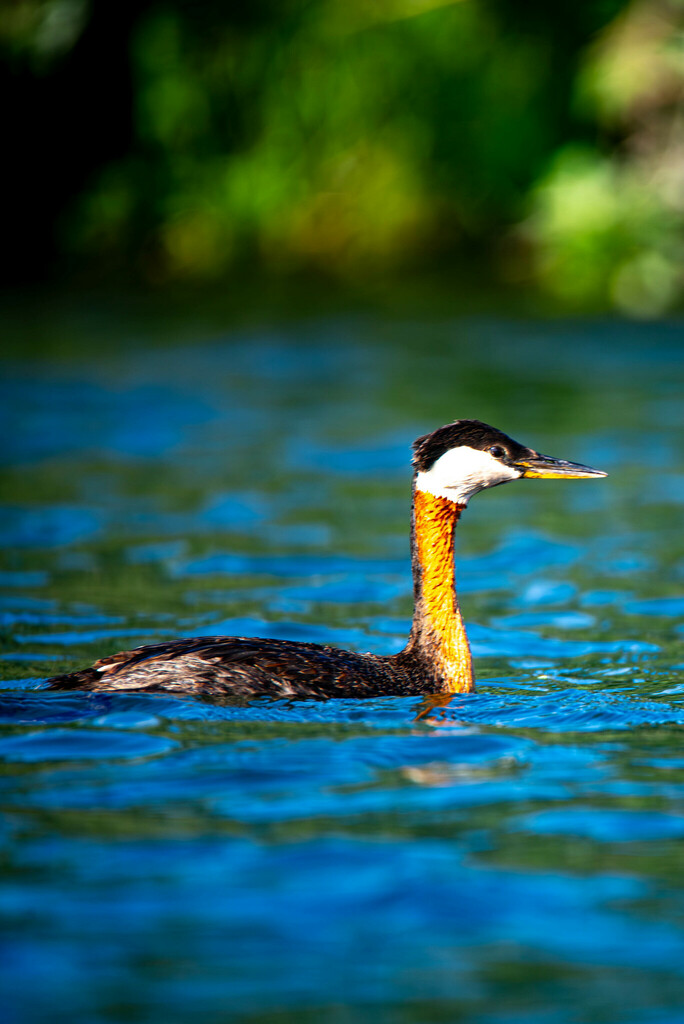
[1,308,684,1023]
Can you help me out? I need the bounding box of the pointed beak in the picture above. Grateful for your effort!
[514,452,608,480]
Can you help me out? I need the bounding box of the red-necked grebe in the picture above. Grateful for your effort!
[46,420,606,698]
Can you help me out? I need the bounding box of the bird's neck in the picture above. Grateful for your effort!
[404,484,474,693]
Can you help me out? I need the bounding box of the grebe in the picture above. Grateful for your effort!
[46,420,606,699]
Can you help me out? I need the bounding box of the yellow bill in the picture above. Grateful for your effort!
[514,454,608,479]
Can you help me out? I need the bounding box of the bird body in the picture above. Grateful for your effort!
[46,420,606,699]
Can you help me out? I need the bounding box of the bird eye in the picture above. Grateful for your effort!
[489,445,506,459]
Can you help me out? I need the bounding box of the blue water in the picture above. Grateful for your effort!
[1,307,684,1023]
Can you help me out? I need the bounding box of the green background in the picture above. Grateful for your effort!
[4,0,683,315]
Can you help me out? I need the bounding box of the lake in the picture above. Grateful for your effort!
[1,302,684,1023]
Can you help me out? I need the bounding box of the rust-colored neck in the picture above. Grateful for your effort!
[404,486,474,693]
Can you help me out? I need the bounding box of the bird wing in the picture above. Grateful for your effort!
[89,635,347,695]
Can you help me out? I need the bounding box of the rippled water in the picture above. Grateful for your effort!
[1,306,684,1023]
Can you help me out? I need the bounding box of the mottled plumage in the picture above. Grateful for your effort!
[46,635,438,698]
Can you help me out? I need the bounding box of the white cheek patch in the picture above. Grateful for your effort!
[416,446,521,504]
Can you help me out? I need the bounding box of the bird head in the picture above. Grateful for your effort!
[412,419,607,505]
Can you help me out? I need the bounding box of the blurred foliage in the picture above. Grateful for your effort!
[524,0,684,316]
[3,0,684,312]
